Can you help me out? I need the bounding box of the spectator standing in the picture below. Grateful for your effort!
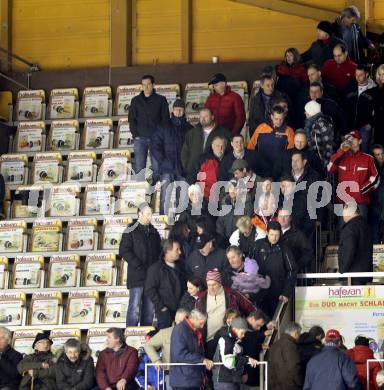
[250,221,297,317]
[212,317,258,390]
[55,338,95,390]
[169,309,214,390]
[301,21,345,66]
[338,204,373,284]
[0,326,22,390]
[151,99,192,214]
[128,75,169,181]
[268,322,303,390]
[181,108,231,175]
[276,48,308,85]
[369,144,384,243]
[298,326,324,373]
[248,74,288,136]
[95,328,139,390]
[374,65,384,146]
[247,105,294,177]
[205,73,246,136]
[304,329,363,390]
[145,239,186,329]
[328,130,379,219]
[321,44,357,94]
[333,6,374,63]
[347,336,382,390]
[119,203,162,326]
[304,100,335,166]
[179,276,205,312]
[18,332,56,390]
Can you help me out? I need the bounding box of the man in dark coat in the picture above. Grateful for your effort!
[301,21,345,66]
[55,339,94,390]
[95,328,139,390]
[181,108,231,175]
[248,74,289,137]
[268,322,303,390]
[145,239,186,329]
[250,221,297,317]
[0,326,23,390]
[170,309,213,390]
[278,208,315,272]
[119,203,162,326]
[298,326,324,373]
[304,329,362,390]
[128,75,170,180]
[205,73,246,135]
[338,203,373,285]
[151,99,193,214]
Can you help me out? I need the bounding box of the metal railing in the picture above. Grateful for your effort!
[144,361,268,389]
[297,272,384,285]
[366,359,384,390]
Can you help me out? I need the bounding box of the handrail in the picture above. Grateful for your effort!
[0,46,39,71]
[0,71,28,89]
[298,272,384,278]
[366,359,384,390]
[144,361,268,390]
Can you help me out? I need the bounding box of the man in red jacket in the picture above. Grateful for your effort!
[321,43,357,93]
[205,73,246,135]
[96,328,139,390]
[328,130,379,219]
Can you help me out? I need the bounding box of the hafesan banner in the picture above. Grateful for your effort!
[295,286,384,348]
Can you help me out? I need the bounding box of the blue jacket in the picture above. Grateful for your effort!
[135,351,163,389]
[169,319,205,388]
[151,115,193,176]
[304,345,363,390]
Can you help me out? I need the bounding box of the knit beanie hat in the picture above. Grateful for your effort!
[305,101,321,117]
[206,268,222,284]
[32,331,53,349]
[317,21,333,36]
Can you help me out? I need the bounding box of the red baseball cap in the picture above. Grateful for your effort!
[346,130,362,140]
[325,329,341,341]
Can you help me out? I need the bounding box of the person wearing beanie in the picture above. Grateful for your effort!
[304,329,362,390]
[212,317,258,388]
[304,99,335,166]
[17,332,57,390]
[204,73,246,136]
[347,335,382,390]
[150,97,193,215]
[301,20,345,66]
[194,269,256,360]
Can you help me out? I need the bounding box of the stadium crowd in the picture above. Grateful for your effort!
[1,4,384,390]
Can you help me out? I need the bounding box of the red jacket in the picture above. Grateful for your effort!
[195,286,256,316]
[95,345,138,390]
[347,346,382,390]
[328,148,379,204]
[205,86,246,135]
[321,58,357,91]
[276,63,308,85]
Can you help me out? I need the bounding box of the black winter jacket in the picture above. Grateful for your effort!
[301,36,345,66]
[128,91,169,138]
[186,247,232,286]
[298,332,323,372]
[145,258,186,313]
[0,346,23,390]
[119,223,162,288]
[55,344,95,390]
[150,115,193,176]
[250,238,297,299]
[281,226,314,272]
[338,216,373,273]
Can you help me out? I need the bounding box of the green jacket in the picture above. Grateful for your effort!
[181,123,231,174]
[18,352,56,390]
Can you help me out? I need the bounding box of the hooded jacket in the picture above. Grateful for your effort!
[298,332,323,372]
[18,351,56,390]
[150,115,193,176]
[205,86,246,135]
[347,345,382,390]
[55,344,95,390]
[95,344,138,390]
